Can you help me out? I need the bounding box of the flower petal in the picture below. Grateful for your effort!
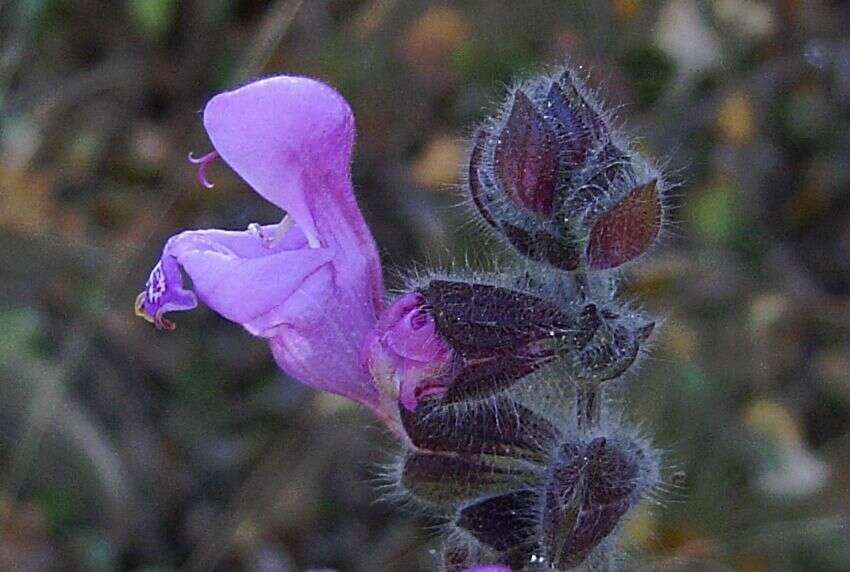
[202,74,384,323]
[268,265,380,408]
[148,223,334,334]
[204,77,351,241]
[135,255,198,330]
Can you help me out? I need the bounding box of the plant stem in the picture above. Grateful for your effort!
[576,383,599,430]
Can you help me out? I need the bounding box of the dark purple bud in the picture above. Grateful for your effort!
[494,92,559,216]
[393,397,661,569]
[443,348,556,404]
[586,179,662,270]
[420,280,570,356]
[466,66,668,274]
[555,69,608,137]
[398,279,572,401]
[400,397,558,461]
[469,123,581,270]
[402,451,532,505]
[543,75,604,168]
[562,143,630,216]
[545,82,587,154]
[456,490,539,567]
[542,437,641,569]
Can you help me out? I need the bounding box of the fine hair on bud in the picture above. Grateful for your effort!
[379,58,678,571]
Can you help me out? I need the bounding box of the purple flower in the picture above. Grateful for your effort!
[135,76,388,416]
[360,292,455,412]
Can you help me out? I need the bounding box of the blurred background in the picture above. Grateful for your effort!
[1,0,850,570]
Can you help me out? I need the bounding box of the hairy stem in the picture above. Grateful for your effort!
[576,383,599,429]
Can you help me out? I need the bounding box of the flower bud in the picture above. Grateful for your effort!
[456,490,540,568]
[402,450,530,506]
[419,279,569,357]
[363,280,579,411]
[468,67,666,272]
[416,279,575,404]
[400,397,557,461]
[448,433,656,571]
[585,178,662,270]
[398,396,554,523]
[493,91,558,216]
[395,389,661,570]
[563,303,655,383]
[541,435,649,569]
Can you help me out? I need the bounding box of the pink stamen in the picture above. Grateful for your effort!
[188,150,220,188]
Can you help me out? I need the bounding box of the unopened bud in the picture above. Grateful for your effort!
[493,91,559,216]
[410,279,572,405]
[400,397,557,461]
[467,66,667,272]
[564,303,654,383]
[457,490,540,568]
[402,450,529,506]
[543,432,660,570]
[395,388,660,570]
[399,397,555,505]
[586,179,662,270]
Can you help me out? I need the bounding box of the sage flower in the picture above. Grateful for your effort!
[135,76,387,415]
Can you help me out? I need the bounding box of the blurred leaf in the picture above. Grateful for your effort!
[714,0,777,41]
[0,307,41,361]
[0,163,85,238]
[620,45,675,108]
[0,499,58,570]
[743,400,802,446]
[612,0,641,21]
[782,85,830,146]
[622,502,655,547]
[127,0,175,38]
[743,400,829,499]
[13,0,55,25]
[655,0,722,80]
[31,484,83,531]
[70,530,117,572]
[689,182,739,243]
[401,5,470,82]
[660,320,699,361]
[750,290,790,322]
